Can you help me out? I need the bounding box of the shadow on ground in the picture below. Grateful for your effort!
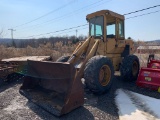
[0,73,24,93]
[26,101,94,120]
[115,73,160,99]
[83,75,119,120]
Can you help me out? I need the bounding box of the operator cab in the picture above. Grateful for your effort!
[86,10,125,41]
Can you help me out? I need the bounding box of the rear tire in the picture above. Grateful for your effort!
[84,56,114,94]
[120,55,140,81]
[56,56,70,62]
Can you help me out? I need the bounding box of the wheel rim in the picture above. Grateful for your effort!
[99,65,111,86]
[132,61,138,76]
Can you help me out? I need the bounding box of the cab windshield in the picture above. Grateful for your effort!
[89,16,104,38]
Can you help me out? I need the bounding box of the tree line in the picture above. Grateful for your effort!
[5,35,87,48]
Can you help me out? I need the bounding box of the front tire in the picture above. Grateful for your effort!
[84,56,114,94]
[120,55,140,81]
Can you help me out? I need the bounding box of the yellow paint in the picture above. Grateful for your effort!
[152,66,157,68]
[158,87,160,93]
[145,77,151,81]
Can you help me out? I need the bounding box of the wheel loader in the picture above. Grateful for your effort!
[20,10,140,116]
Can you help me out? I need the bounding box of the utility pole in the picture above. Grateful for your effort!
[76,29,78,38]
[8,29,16,40]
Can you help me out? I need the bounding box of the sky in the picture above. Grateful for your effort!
[0,0,160,41]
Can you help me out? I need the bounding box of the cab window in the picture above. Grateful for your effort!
[106,22,115,38]
[119,20,124,38]
[89,16,104,37]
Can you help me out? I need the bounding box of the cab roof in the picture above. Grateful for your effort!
[86,10,124,20]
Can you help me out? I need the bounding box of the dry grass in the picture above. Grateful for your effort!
[0,42,76,61]
[1,40,160,68]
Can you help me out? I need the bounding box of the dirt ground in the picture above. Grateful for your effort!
[0,72,159,120]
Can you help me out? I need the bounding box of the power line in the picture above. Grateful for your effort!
[52,27,88,37]
[19,26,88,39]
[40,0,112,28]
[16,0,111,31]
[126,10,160,19]
[16,2,159,32]
[12,0,75,28]
[38,0,109,24]
[11,2,160,32]
[124,4,160,15]
[16,3,160,31]
[19,5,160,39]
[22,24,88,38]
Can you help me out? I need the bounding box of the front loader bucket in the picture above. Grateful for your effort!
[20,60,84,116]
[136,67,160,90]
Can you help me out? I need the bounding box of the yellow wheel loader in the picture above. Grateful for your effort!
[20,10,140,116]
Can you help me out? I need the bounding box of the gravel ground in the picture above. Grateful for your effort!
[0,72,159,120]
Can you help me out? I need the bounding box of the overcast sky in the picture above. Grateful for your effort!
[0,0,160,41]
